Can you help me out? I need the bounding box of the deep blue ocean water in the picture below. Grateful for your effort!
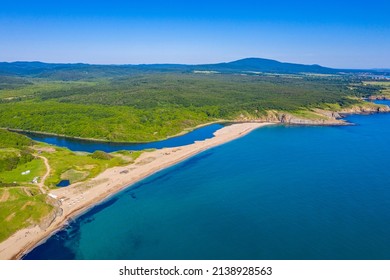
[23,124,224,153]
[24,104,390,259]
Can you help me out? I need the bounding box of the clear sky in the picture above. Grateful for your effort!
[1,0,389,68]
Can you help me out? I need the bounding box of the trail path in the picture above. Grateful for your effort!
[36,155,50,194]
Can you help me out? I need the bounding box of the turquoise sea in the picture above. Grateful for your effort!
[24,103,390,259]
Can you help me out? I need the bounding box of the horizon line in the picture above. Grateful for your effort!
[0,58,389,71]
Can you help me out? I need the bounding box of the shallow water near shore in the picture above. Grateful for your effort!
[24,102,390,259]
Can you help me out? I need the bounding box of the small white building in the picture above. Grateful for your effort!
[48,193,58,199]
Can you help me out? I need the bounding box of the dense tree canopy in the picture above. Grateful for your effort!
[0,70,380,142]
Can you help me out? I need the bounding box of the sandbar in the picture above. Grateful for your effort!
[0,122,271,260]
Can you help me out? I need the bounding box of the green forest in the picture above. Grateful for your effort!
[0,72,381,142]
[0,61,387,243]
[0,130,34,174]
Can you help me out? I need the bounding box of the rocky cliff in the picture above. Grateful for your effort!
[234,102,390,126]
[338,103,390,114]
[367,95,390,101]
[39,196,63,230]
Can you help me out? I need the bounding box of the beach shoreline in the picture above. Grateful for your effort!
[0,122,272,260]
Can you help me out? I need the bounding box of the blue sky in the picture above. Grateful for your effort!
[1,0,389,68]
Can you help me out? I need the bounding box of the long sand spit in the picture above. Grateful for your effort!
[0,122,271,260]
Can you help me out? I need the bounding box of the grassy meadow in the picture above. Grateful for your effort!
[0,129,142,241]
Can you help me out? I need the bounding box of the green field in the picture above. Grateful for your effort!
[0,187,53,242]
[0,80,97,99]
[36,144,140,187]
[0,130,143,242]
[364,81,390,97]
[0,157,45,185]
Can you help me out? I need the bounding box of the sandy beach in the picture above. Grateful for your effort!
[0,122,271,260]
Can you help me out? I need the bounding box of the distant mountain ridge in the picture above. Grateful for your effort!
[0,58,385,79]
[196,58,338,74]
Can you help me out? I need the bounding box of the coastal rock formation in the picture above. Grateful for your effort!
[313,109,341,119]
[286,115,339,125]
[277,113,345,125]
[39,207,63,230]
[252,110,346,125]
[368,95,390,101]
[39,196,63,230]
[338,103,390,114]
[234,105,389,126]
[234,102,390,126]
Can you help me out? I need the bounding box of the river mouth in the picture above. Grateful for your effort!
[23,107,390,260]
[18,123,225,153]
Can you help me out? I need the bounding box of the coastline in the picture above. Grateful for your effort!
[6,101,390,144]
[0,122,272,260]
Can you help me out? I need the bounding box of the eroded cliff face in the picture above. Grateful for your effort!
[234,102,390,125]
[277,113,345,125]
[234,110,345,125]
[312,109,341,119]
[39,196,63,230]
[338,103,390,114]
[368,95,390,101]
